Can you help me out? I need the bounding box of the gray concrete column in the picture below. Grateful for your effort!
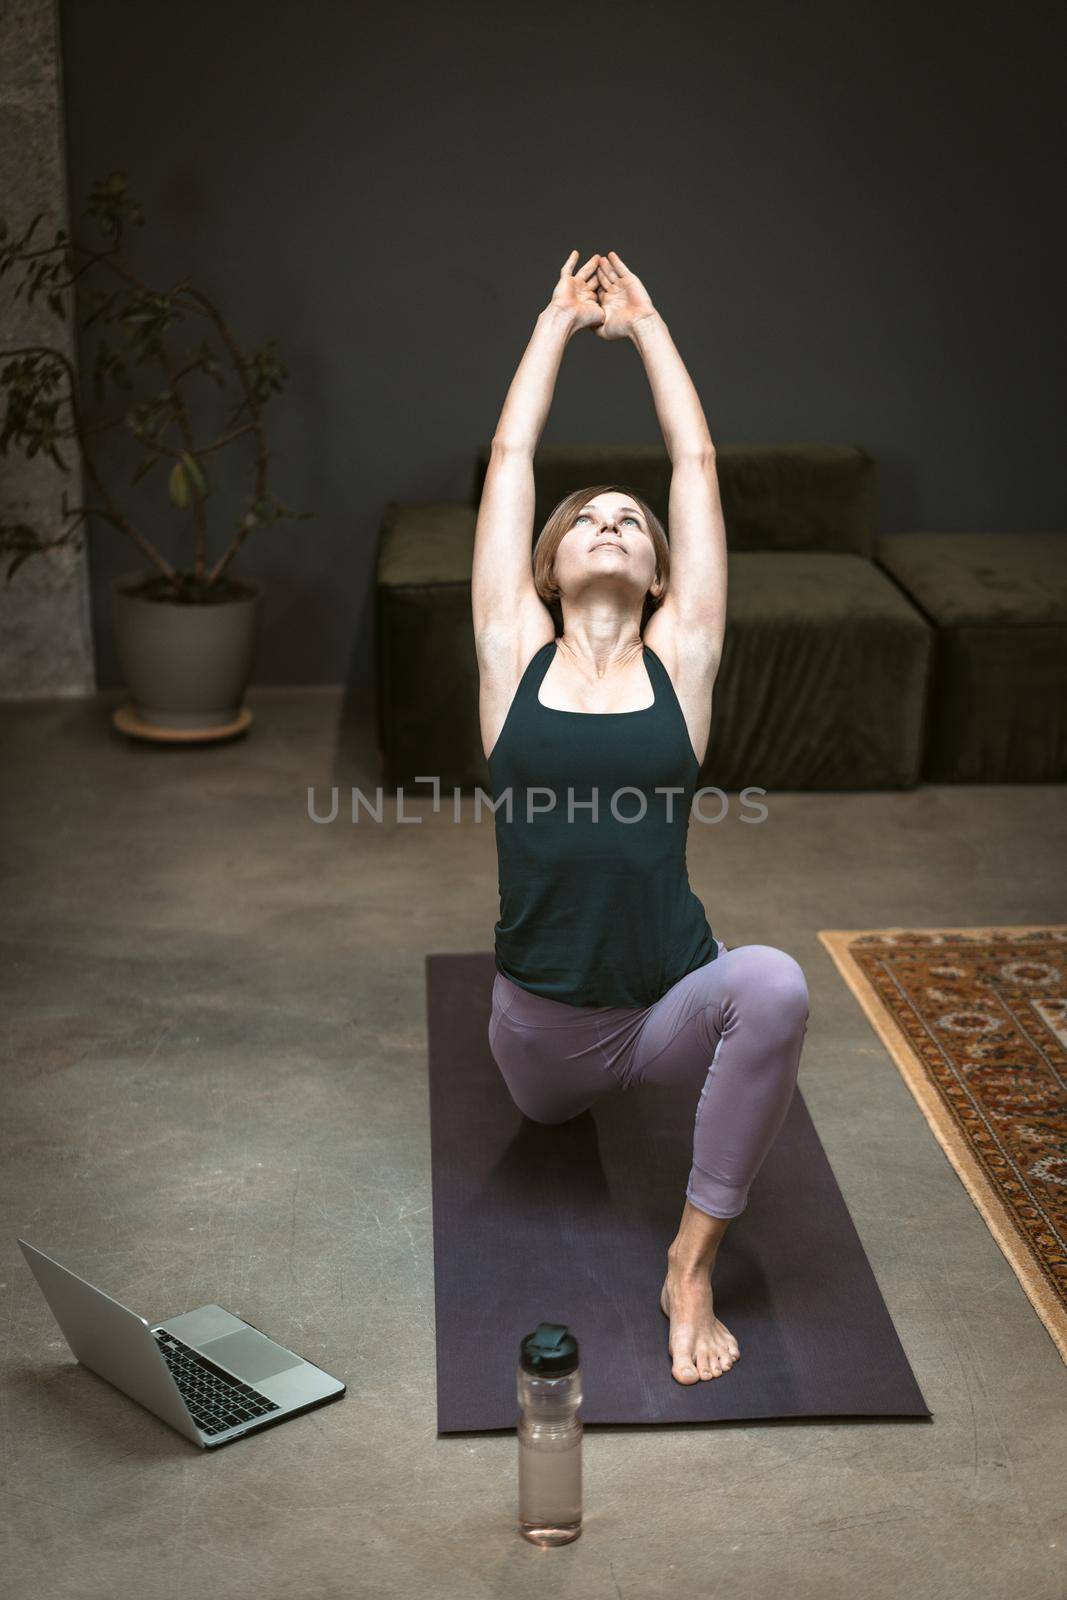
[0,0,94,698]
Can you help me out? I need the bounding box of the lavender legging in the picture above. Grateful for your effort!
[488,940,810,1219]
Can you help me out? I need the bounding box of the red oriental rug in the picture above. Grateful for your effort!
[818,927,1067,1364]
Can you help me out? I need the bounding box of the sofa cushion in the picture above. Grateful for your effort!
[471,443,876,556]
[875,532,1067,782]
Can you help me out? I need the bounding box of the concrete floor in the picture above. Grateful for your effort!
[2,685,1066,1600]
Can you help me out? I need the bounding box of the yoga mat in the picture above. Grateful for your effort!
[427,952,932,1434]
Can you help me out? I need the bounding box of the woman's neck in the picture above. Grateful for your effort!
[556,612,645,680]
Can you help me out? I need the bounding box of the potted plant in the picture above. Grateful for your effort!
[0,170,313,740]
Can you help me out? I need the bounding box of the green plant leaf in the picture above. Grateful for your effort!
[169,459,189,509]
[180,450,206,494]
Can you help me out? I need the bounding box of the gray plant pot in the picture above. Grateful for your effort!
[112,569,262,731]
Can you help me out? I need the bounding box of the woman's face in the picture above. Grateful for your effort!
[550,492,660,608]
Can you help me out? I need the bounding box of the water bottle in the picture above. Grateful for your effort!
[516,1321,583,1545]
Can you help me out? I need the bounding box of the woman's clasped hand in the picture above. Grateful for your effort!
[550,248,660,339]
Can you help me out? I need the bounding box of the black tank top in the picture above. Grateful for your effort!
[488,638,717,1008]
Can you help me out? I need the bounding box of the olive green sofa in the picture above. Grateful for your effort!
[376,443,938,793]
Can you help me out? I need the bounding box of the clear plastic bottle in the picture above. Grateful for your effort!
[516,1321,583,1546]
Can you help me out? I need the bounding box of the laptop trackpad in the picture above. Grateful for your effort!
[200,1329,302,1382]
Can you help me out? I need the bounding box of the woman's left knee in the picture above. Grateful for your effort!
[733,945,810,1030]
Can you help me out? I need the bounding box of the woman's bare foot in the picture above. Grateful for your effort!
[660,1198,740,1383]
[659,1263,741,1384]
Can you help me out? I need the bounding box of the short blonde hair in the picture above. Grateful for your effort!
[532,484,670,632]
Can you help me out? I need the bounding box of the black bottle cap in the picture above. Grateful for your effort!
[520,1321,579,1375]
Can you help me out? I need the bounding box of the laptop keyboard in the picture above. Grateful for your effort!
[153,1328,282,1436]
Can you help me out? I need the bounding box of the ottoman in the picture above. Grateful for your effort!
[875,533,1067,783]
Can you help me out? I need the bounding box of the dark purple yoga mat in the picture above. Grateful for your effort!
[427,952,932,1434]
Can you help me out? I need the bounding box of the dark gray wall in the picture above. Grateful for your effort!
[58,0,1064,689]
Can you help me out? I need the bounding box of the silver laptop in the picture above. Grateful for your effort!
[18,1238,346,1449]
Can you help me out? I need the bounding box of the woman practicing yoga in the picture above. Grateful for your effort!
[472,250,810,1386]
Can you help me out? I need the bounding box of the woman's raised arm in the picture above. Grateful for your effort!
[471,252,602,657]
[596,252,727,674]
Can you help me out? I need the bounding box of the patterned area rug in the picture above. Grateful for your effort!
[818,927,1067,1364]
